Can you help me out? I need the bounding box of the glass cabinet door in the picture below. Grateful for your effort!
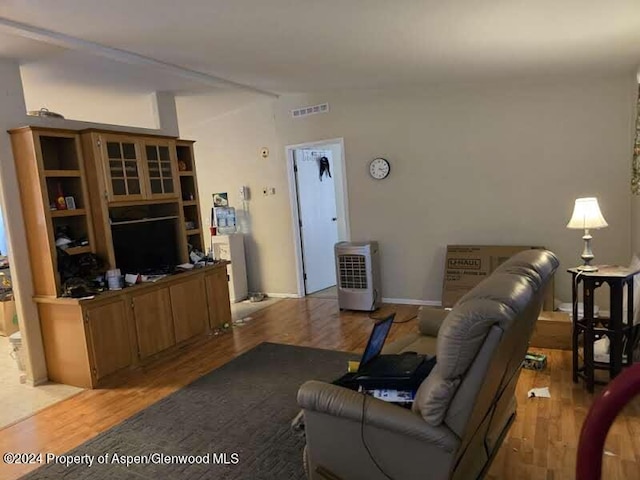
[143,141,178,199]
[103,137,145,201]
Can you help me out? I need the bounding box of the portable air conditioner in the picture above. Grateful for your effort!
[335,241,381,311]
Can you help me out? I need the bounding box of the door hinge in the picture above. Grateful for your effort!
[293,161,298,173]
[299,219,303,228]
[131,299,135,309]
[303,273,307,281]
[84,312,89,323]
[227,274,230,282]
[97,138,102,147]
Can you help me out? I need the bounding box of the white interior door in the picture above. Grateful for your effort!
[295,149,339,294]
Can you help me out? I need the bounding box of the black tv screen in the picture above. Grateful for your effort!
[111,218,180,274]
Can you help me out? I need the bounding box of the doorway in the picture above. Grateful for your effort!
[286,139,350,297]
[0,205,82,429]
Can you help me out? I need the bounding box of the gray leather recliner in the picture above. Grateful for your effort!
[297,249,559,480]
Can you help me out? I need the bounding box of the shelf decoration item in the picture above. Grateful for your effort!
[55,183,67,210]
[566,197,608,271]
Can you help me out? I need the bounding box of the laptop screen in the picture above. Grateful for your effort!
[360,314,395,367]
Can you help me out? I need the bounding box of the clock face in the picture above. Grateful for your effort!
[369,158,390,179]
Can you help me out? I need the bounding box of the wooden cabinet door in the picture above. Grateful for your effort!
[132,287,175,359]
[85,300,131,381]
[141,139,179,200]
[99,134,146,202]
[205,268,232,329]
[170,276,208,343]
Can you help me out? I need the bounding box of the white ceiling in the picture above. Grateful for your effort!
[0,0,639,94]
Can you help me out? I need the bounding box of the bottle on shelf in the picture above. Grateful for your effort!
[55,183,67,210]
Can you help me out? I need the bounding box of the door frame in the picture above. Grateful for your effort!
[285,138,350,297]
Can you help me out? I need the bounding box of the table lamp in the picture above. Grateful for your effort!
[566,197,608,272]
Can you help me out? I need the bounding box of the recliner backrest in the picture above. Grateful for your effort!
[411,250,558,444]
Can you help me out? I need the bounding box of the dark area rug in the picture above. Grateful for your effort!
[22,342,356,480]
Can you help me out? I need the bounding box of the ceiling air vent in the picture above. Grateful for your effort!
[291,103,329,119]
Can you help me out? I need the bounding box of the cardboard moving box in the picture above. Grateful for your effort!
[0,299,17,337]
[530,311,572,350]
[442,245,554,310]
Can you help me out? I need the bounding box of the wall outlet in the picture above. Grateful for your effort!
[268,187,276,195]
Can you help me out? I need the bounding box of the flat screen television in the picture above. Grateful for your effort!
[111,217,180,274]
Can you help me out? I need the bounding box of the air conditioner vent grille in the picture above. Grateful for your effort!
[291,103,329,118]
[335,241,380,311]
[338,254,368,290]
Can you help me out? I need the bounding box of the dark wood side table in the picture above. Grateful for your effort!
[569,266,640,393]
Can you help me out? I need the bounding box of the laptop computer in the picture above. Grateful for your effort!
[356,314,432,381]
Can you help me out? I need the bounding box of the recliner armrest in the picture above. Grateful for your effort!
[297,380,459,452]
[418,307,449,337]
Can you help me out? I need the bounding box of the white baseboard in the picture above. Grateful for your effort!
[381,298,442,306]
[264,292,302,299]
[31,375,49,386]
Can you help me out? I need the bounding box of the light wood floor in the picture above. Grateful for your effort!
[0,298,638,480]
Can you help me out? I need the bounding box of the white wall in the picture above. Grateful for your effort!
[177,93,297,295]
[178,75,637,304]
[21,65,159,129]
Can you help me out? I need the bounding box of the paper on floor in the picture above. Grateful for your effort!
[527,387,550,398]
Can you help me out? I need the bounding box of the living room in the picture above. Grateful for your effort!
[0,2,639,480]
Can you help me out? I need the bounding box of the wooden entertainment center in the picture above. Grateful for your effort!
[9,126,231,388]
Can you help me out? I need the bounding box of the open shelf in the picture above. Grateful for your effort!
[179,176,197,201]
[64,245,92,256]
[182,200,197,206]
[44,170,82,178]
[183,204,200,230]
[40,135,80,170]
[111,215,179,226]
[50,208,87,218]
[45,177,86,210]
[176,143,195,172]
[187,234,203,253]
[52,215,90,250]
[186,229,201,236]
[109,203,180,225]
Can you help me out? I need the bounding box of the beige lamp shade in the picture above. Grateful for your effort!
[566,197,608,230]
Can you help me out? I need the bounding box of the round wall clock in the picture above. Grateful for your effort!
[369,157,390,179]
